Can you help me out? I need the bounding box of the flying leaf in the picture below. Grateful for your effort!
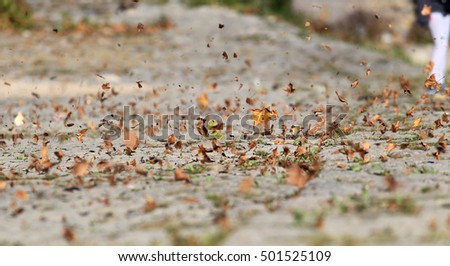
[251,107,278,127]
[335,91,348,104]
[123,129,139,150]
[284,83,295,94]
[399,75,411,94]
[197,93,209,110]
[351,79,359,88]
[421,4,432,16]
[76,129,88,143]
[424,74,441,91]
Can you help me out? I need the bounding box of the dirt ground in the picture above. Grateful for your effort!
[0,1,449,245]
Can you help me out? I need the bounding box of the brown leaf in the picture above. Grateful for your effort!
[222,51,229,60]
[424,74,442,91]
[76,128,88,143]
[421,4,432,16]
[399,75,411,94]
[73,160,90,178]
[103,139,113,149]
[335,91,348,104]
[143,195,157,213]
[63,227,76,243]
[424,60,434,75]
[32,134,39,144]
[54,150,64,160]
[15,189,28,201]
[239,177,253,193]
[167,134,176,145]
[101,82,111,90]
[365,68,371,76]
[174,168,189,181]
[284,83,295,94]
[351,79,359,88]
[406,106,416,117]
[386,143,397,153]
[137,22,144,32]
[123,129,139,150]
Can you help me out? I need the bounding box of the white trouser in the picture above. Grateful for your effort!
[429,12,450,84]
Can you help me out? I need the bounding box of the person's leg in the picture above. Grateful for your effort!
[429,12,450,86]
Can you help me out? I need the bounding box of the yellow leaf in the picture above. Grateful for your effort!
[251,107,278,127]
[413,117,422,128]
[197,93,209,110]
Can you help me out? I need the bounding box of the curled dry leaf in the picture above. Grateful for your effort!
[335,91,347,104]
[222,51,229,60]
[174,168,189,181]
[351,79,359,88]
[399,75,411,94]
[365,68,371,76]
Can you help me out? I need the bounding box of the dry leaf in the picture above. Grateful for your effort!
[424,61,434,74]
[365,68,371,76]
[174,168,189,181]
[143,195,157,212]
[424,74,441,91]
[284,83,295,94]
[386,143,397,153]
[399,75,411,94]
[222,51,229,60]
[406,106,416,117]
[14,112,25,126]
[123,129,139,150]
[197,93,209,110]
[167,134,176,145]
[335,91,348,104]
[76,128,88,143]
[63,227,75,243]
[239,177,253,193]
[413,117,422,128]
[421,4,432,16]
[73,160,90,178]
[137,22,144,32]
[15,189,28,200]
[251,107,278,127]
[351,79,359,88]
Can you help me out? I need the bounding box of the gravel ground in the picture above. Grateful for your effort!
[0,1,449,245]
